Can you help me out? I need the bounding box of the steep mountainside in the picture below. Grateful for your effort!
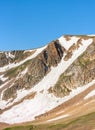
[0,35,95,129]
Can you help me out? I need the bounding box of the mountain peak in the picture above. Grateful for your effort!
[0,35,95,126]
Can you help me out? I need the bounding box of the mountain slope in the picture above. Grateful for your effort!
[3,112,95,130]
[0,35,95,126]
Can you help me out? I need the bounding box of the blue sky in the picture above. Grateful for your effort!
[0,0,95,51]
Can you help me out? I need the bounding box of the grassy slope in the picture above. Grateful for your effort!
[4,111,95,130]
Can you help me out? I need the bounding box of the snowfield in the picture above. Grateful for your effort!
[1,79,95,124]
[58,36,79,50]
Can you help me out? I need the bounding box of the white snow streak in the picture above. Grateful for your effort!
[84,90,95,99]
[5,52,15,59]
[47,114,69,122]
[18,68,28,78]
[24,49,33,53]
[58,36,79,50]
[0,75,8,82]
[0,80,11,89]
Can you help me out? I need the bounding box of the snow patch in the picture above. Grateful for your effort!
[84,90,95,99]
[58,36,79,50]
[18,68,28,78]
[87,34,95,36]
[47,114,69,122]
[5,52,15,59]
[0,75,8,82]
[0,92,61,124]
[24,49,34,53]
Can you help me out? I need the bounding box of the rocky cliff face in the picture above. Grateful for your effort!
[0,40,65,101]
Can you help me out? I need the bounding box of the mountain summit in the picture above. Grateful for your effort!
[0,35,95,129]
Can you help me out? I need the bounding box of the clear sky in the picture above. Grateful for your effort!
[0,0,95,51]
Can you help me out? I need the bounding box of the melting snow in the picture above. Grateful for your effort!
[58,36,79,50]
[5,52,15,59]
[84,90,95,99]
[47,114,69,122]
[1,79,95,124]
[24,49,33,53]
[0,75,8,82]
[0,80,11,89]
[18,68,28,78]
